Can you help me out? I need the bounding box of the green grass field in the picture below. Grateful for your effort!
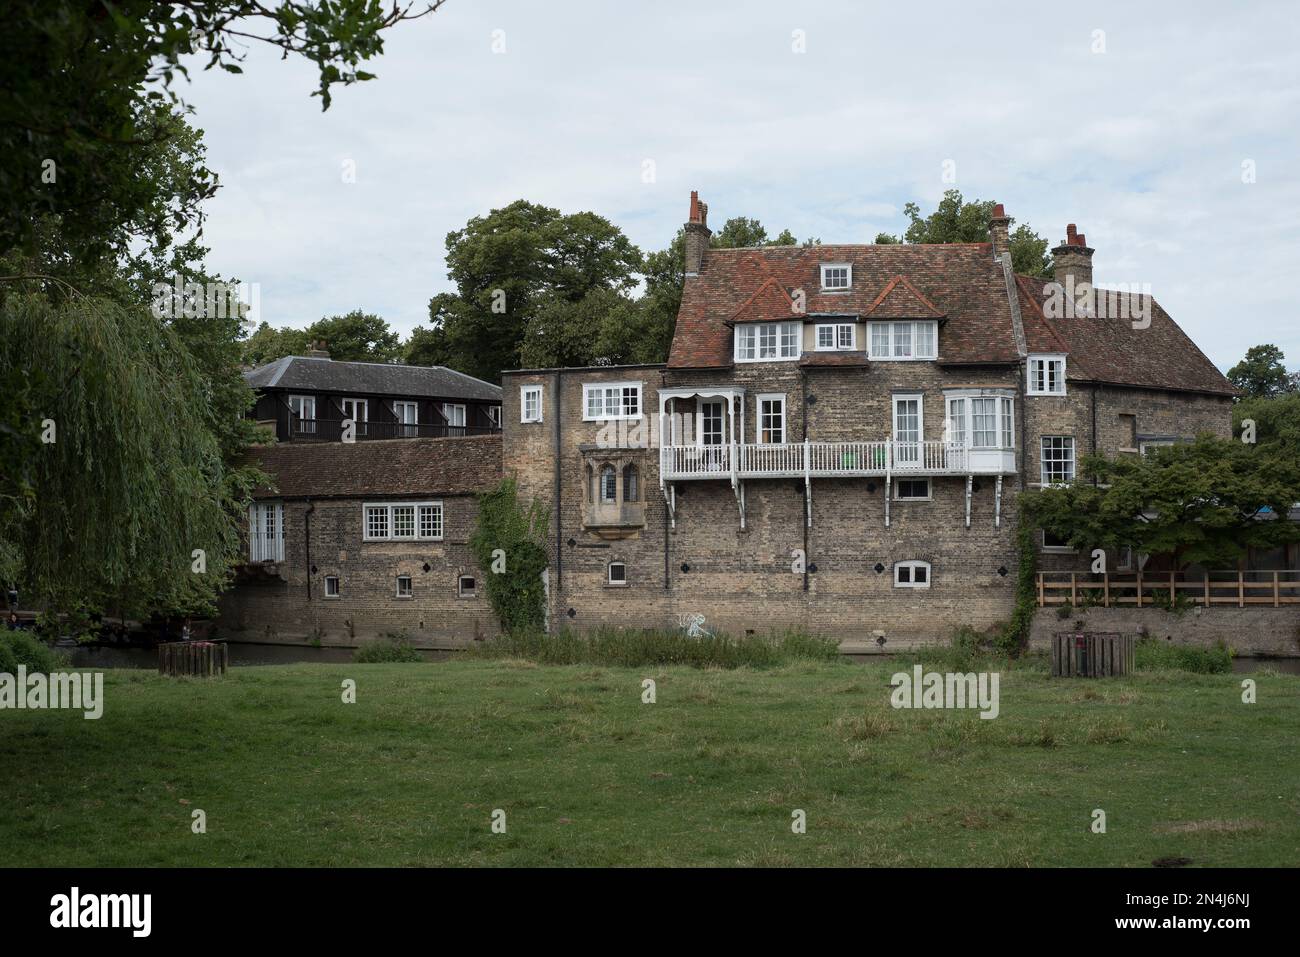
[1,658,1296,866]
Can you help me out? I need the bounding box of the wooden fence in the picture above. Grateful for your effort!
[1050,632,1135,677]
[158,641,228,678]
[1037,570,1300,608]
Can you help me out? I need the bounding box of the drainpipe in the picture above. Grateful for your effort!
[661,369,670,592]
[553,370,563,600]
[304,500,315,600]
[1090,384,1099,485]
[801,369,809,593]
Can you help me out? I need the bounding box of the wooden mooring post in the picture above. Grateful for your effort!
[158,641,229,678]
[1050,632,1134,678]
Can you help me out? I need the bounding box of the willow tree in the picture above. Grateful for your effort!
[0,288,258,628]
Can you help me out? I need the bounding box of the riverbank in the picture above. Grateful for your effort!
[2,659,1296,866]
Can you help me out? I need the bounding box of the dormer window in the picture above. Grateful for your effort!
[815,322,856,351]
[1027,355,1067,395]
[820,263,851,291]
[735,322,801,362]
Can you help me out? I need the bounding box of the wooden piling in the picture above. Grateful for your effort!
[158,641,228,678]
[1051,632,1134,678]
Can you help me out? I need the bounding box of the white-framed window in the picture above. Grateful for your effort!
[894,560,931,589]
[486,406,502,429]
[1041,529,1076,553]
[521,385,543,423]
[867,321,937,360]
[441,403,466,428]
[735,322,802,362]
[363,502,443,541]
[583,382,641,420]
[892,394,923,442]
[820,263,852,290]
[458,575,477,598]
[392,400,418,437]
[1040,436,1075,485]
[248,502,285,562]
[324,575,340,598]
[894,478,931,501]
[1028,355,1067,395]
[607,561,627,586]
[757,394,786,444]
[944,392,1015,449]
[1140,439,1176,456]
[289,394,316,433]
[396,575,413,598]
[815,322,856,351]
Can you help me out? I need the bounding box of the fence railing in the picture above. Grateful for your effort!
[1037,570,1300,608]
[662,439,977,480]
[287,418,501,441]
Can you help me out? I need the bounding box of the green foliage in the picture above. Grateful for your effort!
[1234,391,1300,454]
[876,189,1053,278]
[241,322,312,366]
[467,627,842,669]
[1025,435,1300,568]
[1135,639,1232,674]
[469,479,550,632]
[0,630,60,673]
[0,291,252,620]
[1227,344,1296,399]
[0,1,440,262]
[352,632,422,663]
[1004,502,1040,651]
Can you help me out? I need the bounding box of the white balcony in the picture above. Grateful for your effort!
[660,440,1014,481]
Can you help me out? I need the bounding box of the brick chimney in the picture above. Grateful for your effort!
[683,190,711,277]
[1052,223,1094,288]
[988,203,1010,260]
[305,340,331,359]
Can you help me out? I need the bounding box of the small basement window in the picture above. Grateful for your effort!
[458,575,477,598]
[395,575,413,598]
[324,576,340,598]
[895,478,931,501]
[607,562,627,586]
[894,561,931,589]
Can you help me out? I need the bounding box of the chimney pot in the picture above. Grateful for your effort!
[988,203,1011,260]
[683,190,712,276]
[1052,223,1094,289]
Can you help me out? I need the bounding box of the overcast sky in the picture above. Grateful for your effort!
[183,0,1300,372]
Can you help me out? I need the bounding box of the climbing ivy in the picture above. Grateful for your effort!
[469,478,550,632]
[1003,493,1040,653]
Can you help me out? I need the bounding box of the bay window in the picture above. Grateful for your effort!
[944,392,1015,449]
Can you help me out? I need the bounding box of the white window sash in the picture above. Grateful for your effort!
[735,322,801,362]
[520,386,542,423]
[756,394,786,444]
[363,502,444,541]
[582,382,642,420]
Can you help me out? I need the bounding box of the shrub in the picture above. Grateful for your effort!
[352,632,423,663]
[467,627,841,669]
[0,639,18,675]
[1134,638,1232,674]
[0,630,60,672]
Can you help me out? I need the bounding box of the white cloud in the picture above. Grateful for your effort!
[182,0,1300,370]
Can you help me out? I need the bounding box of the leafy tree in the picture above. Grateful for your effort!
[242,323,313,367]
[0,0,443,262]
[875,190,1053,278]
[305,310,400,362]
[423,201,642,381]
[1025,436,1300,569]
[1227,344,1295,399]
[0,291,261,624]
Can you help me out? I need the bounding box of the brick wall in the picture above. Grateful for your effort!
[216,494,498,644]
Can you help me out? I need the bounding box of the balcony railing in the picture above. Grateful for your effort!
[287,418,501,441]
[1038,570,1300,608]
[662,440,1012,481]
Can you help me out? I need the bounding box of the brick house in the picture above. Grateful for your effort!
[216,435,501,643]
[501,193,1238,640]
[245,350,503,442]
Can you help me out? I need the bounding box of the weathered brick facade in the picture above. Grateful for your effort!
[499,195,1238,641]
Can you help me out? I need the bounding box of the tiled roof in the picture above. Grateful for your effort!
[244,356,503,402]
[246,434,502,499]
[669,244,1019,368]
[1014,276,1237,396]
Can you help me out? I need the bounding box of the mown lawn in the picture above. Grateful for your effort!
[1,659,1296,866]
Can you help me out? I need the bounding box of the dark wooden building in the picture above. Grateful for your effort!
[245,353,503,442]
